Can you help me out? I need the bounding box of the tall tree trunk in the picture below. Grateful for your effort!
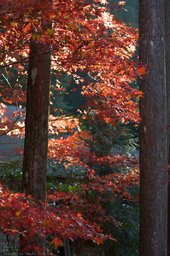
[22,38,51,201]
[21,37,51,254]
[165,0,170,254]
[139,0,167,256]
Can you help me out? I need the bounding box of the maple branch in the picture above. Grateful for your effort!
[0,46,60,69]
[0,160,22,168]
[0,115,22,137]
[0,142,23,146]
[0,59,29,69]
[47,174,88,182]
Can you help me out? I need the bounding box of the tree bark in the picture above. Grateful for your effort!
[165,0,170,254]
[21,38,51,254]
[139,1,167,256]
[22,39,51,201]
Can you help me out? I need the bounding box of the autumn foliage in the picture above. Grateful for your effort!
[0,0,143,254]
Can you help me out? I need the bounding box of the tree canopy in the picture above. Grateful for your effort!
[0,0,144,255]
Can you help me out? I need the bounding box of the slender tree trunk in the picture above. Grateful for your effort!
[22,38,51,202]
[21,37,51,254]
[139,0,167,256]
[165,0,170,254]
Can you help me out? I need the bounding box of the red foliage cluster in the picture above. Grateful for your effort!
[0,0,144,253]
[0,165,139,254]
[0,183,114,255]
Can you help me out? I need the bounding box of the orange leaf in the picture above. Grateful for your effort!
[50,237,63,249]
[95,237,104,245]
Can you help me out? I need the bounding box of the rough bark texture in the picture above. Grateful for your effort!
[139,1,167,256]
[22,39,51,201]
[21,39,51,255]
[165,0,170,254]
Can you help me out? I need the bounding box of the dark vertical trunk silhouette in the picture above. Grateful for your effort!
[22,38,51,202]
[139,0,167,255]
[165,0,170,254]
[21,37,51,254]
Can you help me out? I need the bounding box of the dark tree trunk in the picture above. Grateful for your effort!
[21,38,51,254]
[22,39,51,201]
[165,1,170,255]
[139,0,167,256]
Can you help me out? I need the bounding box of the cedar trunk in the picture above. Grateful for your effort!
[23,39,51,201]
[139,0,167,255]
[165,0,170,254]
[22,38,51,254]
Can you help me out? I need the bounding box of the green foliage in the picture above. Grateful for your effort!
[102,187,139,255]
[47,176,82,194]
[77,114,140,255]
[51,71,86,116]
[81,114,138,175]
[0,165,22,192]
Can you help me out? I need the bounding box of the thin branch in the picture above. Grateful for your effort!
[0,115,23,137]
[47,174,88,182]
[0,46,60,69]
[0,142,23,146]
[0,160,22,168]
